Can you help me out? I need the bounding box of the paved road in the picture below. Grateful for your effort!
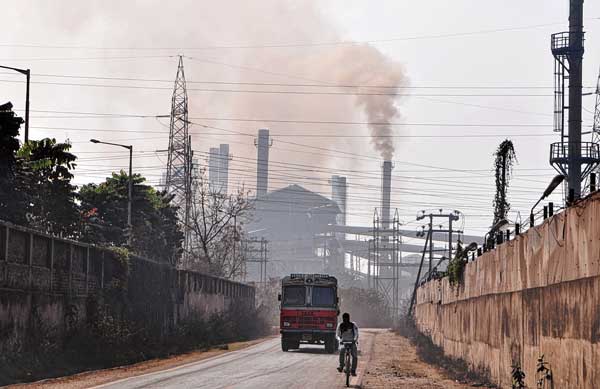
[93,332,375,389]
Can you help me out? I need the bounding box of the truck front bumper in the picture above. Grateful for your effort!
[280,329,336,342]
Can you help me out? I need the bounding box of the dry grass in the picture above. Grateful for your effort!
[363,329,485,389]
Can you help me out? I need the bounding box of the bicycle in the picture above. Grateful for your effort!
[341,341,355,387]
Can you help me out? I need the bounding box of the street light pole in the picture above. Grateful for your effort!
[24,69,30,143]
[90,139,133,241]
[529,175,565,227]
[0,65,31,142]
[128,145,133,228]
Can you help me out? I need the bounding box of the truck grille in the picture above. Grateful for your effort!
[285,316,332,327]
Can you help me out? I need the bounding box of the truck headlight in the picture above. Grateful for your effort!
[283,321,291,327]
[326,323,333,328]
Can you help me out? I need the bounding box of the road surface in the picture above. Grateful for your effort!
[93,331,375,389]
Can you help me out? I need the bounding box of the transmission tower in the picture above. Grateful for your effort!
[165,56,192,265]
[593,68,600,138]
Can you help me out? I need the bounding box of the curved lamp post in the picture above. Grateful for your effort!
[0,65,30,142]
[530,175,565,226]
[90,139,133,242]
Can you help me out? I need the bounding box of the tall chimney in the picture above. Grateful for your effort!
[567,0,584,200]
[381,161,393,229]
[256,129,271,197]
[331,175,347,226]
[208,147,220,192]
[219,143,229,194]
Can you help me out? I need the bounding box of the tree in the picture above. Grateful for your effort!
[17,138,79,237]
[493,139,517,225]
[0,102,21,180]
[80,171,183,264]
[188,178,253,279]
[0,102,29,225]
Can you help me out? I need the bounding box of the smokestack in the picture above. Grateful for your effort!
[381,161,393,229]
[208,147,220,192]
[331,175,347,226]
[219,143,229,194]
[255,129,271,197]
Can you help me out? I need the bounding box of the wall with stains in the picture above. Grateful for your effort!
[0,221,255,355]
[415,193,600,388]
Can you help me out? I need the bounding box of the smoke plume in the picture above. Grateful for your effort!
[305,44,406,160]
[229,3,407,162]
[2,0,408,188]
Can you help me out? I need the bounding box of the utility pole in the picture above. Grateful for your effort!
[417,210,461,277]
[244,237,269,284]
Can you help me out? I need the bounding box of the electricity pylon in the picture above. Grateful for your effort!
[165,55,192,266]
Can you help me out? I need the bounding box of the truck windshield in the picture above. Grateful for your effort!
[311,286,335,307]
[283,286,306,306]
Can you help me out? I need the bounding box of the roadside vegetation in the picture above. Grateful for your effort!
[0,297,271,386]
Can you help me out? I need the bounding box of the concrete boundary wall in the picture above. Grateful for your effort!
[415,193,600,388]
[0,220,255,355]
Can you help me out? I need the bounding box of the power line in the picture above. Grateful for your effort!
[0,78,555,97]
[0,21,568,51]
[0,70,570,89]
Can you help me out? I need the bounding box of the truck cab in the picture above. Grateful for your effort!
[278,273,339,353]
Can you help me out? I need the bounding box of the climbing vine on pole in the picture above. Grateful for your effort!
[493,139,517,225]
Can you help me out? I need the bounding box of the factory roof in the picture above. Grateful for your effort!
[256,184,341,214]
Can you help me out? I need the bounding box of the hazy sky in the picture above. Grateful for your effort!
[2,0,600,239]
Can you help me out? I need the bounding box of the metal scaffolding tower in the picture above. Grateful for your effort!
[368,208,401,319]
[165,56,192,263]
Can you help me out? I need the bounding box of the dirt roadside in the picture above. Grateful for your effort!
[362,330,481,389]
[5,337,274,389]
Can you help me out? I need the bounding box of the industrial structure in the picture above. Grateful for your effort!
[380,161,393,228]
[369,208,401,317]
[208,144,230,194]
[248,184,341,277]
[208,147,219,192]
[549,0,600,201]
[255,129,272,198]
[330,175,347,227]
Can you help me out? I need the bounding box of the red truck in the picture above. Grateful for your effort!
[278,273,340,353]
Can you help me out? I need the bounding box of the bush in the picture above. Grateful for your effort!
[0,296,269,386]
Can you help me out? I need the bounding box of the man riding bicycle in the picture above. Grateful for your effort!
[336,312,359,376]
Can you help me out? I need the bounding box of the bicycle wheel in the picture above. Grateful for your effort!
[345,352,351,387]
